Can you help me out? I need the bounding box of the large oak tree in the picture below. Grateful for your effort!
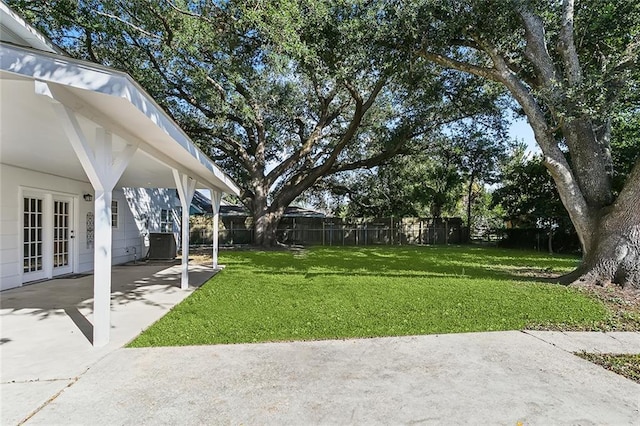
[393,0,640,288]
[13,0,502,246]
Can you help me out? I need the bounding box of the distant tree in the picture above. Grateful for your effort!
[314,122,509,230]
[492,148,574,252]
[422,137,465,219]
[321,145,460,218]
[467,186,505,241]
[453,123,509,235]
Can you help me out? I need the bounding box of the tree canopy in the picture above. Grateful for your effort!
[11,0,505,245]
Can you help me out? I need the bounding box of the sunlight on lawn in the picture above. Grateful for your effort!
[130,246,606,347]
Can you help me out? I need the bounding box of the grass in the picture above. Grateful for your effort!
[575,353,640,383]
[129,246,610,347]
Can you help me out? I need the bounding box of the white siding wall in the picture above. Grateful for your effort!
[123,188,180,252]
[0,163,176,290]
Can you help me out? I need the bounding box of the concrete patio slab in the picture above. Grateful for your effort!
[24,331,640,425]
[0,380,73,426]
[525,330,640,354]
[0,262,217,425]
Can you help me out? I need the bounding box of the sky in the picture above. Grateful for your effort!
[508,117,540,154]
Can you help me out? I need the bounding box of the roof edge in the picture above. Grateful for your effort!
[0,2,65,55]
[1,41,240,196]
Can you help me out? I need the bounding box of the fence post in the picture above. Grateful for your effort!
[445,218,449,245]
[390,216,394,246]
[355,224,359,245]
[364,223,368,245]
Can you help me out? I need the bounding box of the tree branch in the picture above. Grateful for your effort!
[417,50,499,81]
[94,10,162,40]
[557,0,583,85]
[165,0,226,25]
[516,4,559,88]
[612,34,640,73]
[214,133,256,174]
[268,76,388,209]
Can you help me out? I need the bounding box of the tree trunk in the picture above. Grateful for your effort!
[465,173,475,242]
[569,162,640,289]
[430,199,443,219]
[253,210,284,247]
[252,198,286,248]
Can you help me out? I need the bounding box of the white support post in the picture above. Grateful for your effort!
[47,92,136,347]
[92,189,112,347]
[173,170,196,289]
[210,189,222,269]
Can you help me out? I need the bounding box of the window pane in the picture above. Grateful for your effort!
[111,201,118,228]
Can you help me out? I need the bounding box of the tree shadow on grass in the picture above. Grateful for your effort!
[221,246,575,284]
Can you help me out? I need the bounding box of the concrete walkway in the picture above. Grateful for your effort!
[4,331,640,425]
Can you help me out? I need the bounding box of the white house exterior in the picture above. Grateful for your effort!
[0,166,182,289]
[0,3,239,346]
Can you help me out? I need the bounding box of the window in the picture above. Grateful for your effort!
[160,209,173,233]
[111,200,118,228]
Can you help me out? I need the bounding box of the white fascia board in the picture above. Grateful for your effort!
[0,42,240,196]
[0,3,62,54]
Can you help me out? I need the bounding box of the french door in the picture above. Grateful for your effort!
[52,196,73,275]
[22,195,45,281]
[22,191,75,282]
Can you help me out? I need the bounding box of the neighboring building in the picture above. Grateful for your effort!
[0,4,239,345]
[188,192,327,245]
[189,191,325,219]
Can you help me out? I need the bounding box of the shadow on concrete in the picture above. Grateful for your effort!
[0,261,215,345]
[64,307,94,344]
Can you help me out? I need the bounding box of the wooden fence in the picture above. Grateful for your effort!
[190,216,467,246]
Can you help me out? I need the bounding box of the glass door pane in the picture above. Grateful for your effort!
[53,200,70,268]
[23,197,43,273]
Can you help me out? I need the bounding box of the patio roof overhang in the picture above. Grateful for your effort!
[1,39,234,347]
[0,42,239,196]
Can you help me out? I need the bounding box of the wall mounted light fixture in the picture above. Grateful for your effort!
[83,193,93,202]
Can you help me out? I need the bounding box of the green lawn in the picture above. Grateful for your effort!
[129,246,609,347]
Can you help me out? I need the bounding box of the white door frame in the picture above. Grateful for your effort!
[51,194,74,276]
[20,187,78,283]
[21,189,48,282]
